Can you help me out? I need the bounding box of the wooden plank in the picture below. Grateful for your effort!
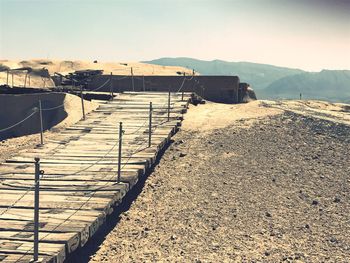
[0,231,79,254]
[0,208,106,244]
[0,240,65,263]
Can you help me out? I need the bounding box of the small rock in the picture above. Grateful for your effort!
[179,152,187,157]
[330,237,338,243]
[294,253,302,260]
[312,200,319,206]
[334,197,341,203]
[171,234,177,240]
[212,224,219,230]
[265,212,272,217]
[264,251,270,256]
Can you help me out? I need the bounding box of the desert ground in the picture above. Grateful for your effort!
[47,99,350,262]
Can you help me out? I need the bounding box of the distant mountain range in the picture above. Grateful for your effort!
[145,57,350,103]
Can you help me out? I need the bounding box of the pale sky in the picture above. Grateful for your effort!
[0,0,349,71]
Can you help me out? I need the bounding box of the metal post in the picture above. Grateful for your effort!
[181,91,184,101]
[80,86,86,120]
[28,75,31,87]
[110,72,114,99]
[33,157,40,262]
[39,100,44,145]
[131,67,134,91]
[148,102,152,147]
[24,73,28,88]
[167,90,171,122]
[6,70,9,85]
[142,75,145,91]
[117,122,123,183]
[11,73,14,87]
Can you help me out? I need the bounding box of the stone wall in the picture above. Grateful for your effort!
[0,93,67,140]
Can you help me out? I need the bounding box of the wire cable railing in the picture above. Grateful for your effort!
[42,79,111,111]
[0,110,38,133]
[0,78,193,262]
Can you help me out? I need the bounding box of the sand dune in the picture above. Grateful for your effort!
[0,59,193,88]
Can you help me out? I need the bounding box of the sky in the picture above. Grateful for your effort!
[0,0,349,71]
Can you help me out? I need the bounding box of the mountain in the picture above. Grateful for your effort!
[145,57,350,103]
[261,70,350,103]
[144,57,304,90]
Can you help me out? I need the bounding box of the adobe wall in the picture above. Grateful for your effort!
[0,93,68,140]
[87,75,241,103]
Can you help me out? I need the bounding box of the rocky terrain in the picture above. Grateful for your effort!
[64,101,350,262]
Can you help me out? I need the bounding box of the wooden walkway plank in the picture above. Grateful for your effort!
[0,92,193,262]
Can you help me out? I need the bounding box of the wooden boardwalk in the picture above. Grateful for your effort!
[0,92,192,263]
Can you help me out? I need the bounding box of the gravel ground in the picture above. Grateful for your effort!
[85,111,350,262]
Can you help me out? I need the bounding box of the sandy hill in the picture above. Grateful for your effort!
[0,59,193,88]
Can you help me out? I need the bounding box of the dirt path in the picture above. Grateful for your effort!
[84,101,349,262]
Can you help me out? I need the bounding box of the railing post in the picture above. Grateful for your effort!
[110,72,114,99]
[28,74,31,87]
[167,90,171,122]
[6,70,9,86]
[11,73,14,88]
[143,75,145,91]
[131,67,135,91]
[24,72,28,88]
[149,102,152,147]
[80,86,86,120]
[117,122,123,183]
[33,157,40,262]
[181,91,184,101]
[38,100,44,145]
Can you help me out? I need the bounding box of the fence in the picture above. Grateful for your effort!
[87,74,241,103]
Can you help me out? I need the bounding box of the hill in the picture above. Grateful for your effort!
[145,57,304,90]
[261,70,350,103]
[145,57,350,103]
